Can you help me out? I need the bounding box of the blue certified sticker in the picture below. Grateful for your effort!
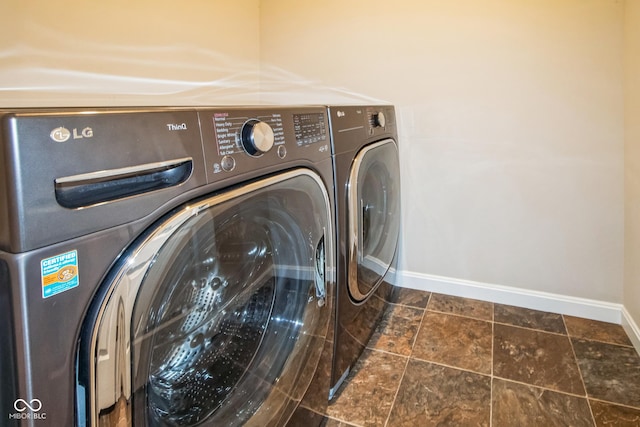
[41,250,79,298]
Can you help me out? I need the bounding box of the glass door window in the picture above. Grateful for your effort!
[79,170,332,427]
[347,139,400,302]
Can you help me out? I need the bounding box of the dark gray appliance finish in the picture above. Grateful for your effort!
[327,105,401,399]
[0,106,335,427]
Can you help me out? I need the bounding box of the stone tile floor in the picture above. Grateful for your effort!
[320,288,640,426]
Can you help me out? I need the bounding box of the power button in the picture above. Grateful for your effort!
[221,155,236,172]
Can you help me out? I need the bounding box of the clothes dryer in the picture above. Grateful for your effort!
[0,106,335,426]
[327,105,401,398]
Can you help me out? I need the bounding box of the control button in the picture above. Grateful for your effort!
[220,155,236,172]
[372,111,386,128]
[277,145,287,159]
[241,119,275,156]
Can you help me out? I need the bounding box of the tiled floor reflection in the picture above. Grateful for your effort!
[320,288,640,427]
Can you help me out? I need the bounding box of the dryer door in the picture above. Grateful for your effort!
[347,139,400,302]
[77,169,333,427]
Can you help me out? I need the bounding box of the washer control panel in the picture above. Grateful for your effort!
[201,107,330,180]
[293,112,327,146]
[213,112,285,156]
[0,106,333,252]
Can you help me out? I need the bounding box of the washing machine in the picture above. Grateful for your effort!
[327,105,401,398]
[0,106,335,426]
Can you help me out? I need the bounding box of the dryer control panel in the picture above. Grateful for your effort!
[327,105,397,155]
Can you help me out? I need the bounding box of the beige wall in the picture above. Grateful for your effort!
[0,0,262,107]
[0,1,633,320]
[625,0,640,325]
[261,0,625,303]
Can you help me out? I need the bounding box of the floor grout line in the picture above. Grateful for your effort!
[407,354,491,377]
[565,319,598,426]
[564,334,637,349]
[588,396,640,411]
[425,307,493,323]
[490,309,494,427]
[363,346,413,364]
[382,294,431,427]
[491,376,594,400]
[492,320,568,337]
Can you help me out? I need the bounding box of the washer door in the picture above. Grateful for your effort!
[78,169,333,427]
[347,139,400,302]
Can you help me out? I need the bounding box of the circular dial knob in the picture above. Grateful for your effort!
[373,112,386,128]
[241,120,275,156]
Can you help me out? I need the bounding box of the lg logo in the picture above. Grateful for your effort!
[8,398,46,420]
[50,126,94,142]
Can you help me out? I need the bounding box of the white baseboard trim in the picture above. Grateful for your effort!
[396,270,640,354]
[398,270,623,323]
[622,307,640,354]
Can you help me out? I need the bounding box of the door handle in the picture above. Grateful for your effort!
[54,157,193,208]
[314,235,326,307]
